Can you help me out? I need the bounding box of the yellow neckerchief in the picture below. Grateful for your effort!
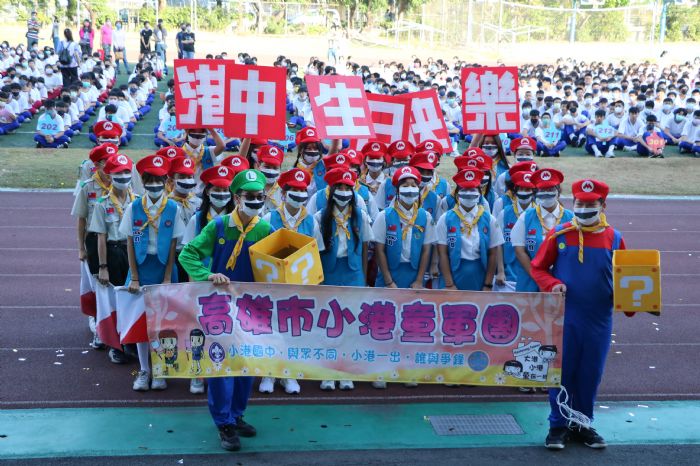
[108,187,134,217]
[298,159,319,178]
[170,191,194,210]
[278,204,307,230]
[334,206,352,239]
[452,204,485,236]
[225,209,260,271]
[266,182,280,209]
[139,195,168,234]
[183,143,204,169]
[535,203,564,233]
[207,206,222,223]
[548,213,610,263]
[92,173,111,195]
[393,199,423,240]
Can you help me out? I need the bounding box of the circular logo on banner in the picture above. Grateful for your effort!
[396,141,406,151]
[523,173,532,183]
[103,121,113,131]
[209,342,225,364]
[307,129,315,137]
[467,159,478,168]
[372,143,381,152]
[217,166,229,177]
[183,159,193,168]
[582,180,595,192]
[116,155,128,165]
[269,147,279,156]
[152,156,164,167]
[464,171,475,181]
[294,170,306,182]
[425,141,435,150]
[540,170,552,181]
[230,157,241,167]
[342,172,353,181]
[167,148,177,158]
[106,146,117,154]
[467,350,490,372]
[336,155,346,165]
[427,153,436,164]
[246,171,257,181]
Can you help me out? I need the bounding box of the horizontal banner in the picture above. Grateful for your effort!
[145,282,564,387]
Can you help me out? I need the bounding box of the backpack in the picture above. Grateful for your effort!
[58,42,72,66]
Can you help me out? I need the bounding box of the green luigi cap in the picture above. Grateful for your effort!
[230,169,266,194]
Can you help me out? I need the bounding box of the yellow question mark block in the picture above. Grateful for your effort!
[613,250,661,314]
[249,228,324,285]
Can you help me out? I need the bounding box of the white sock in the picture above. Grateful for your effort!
[136,342,150,372]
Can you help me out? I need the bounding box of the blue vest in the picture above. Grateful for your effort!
[312,163,327,191]
[421,190,439,221]
[502,202,525,271]
[522,206,574,259]
[131,197,178,265]
[315,188,329,212]
[201,146,214,170]
[444,208,491,272]
[495,159,509,177]
[268,209,316,237]
[210,216,274,282]
[433,176,449,199]
[356,183,371,207]
[384,207,427,271]
[382,179,396,209]
[320,204,363,272]
[484,189,495,213]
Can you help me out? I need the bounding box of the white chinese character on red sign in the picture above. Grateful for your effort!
[229,69,277,135]
[176,62,226,126]
[307,76,375,139]
[461,67,520,135]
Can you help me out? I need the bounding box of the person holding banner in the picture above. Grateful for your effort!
[88,153,135,364]
[181,128,226,191]
[470,134,510,182]
[436,168,504,292]
[530,179,626,450]
[119,155,185,392]
[316,167,374,391]
[498,171,535,284]
[256,145,284,214]
[179,169,272,452]
[293,127,326,194]
[635,114,666,158]
[182,166,236,246]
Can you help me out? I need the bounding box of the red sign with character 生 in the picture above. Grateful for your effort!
[174,59,286,139]
[306,75,376,139]
[461,66,520,135]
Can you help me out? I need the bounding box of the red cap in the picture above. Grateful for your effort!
[136,154,171,177]
[572,179,609,202]
[392,166,420,187]
[89,142,119,164]
[509,161,538,177]
[169,157,195,177]
[462,147,485,158]
[324,167,356,187]
[453,169,484,189]
[416,139,444,154]
[220,155,250,175]
[323,153,351,171]
[258,145,284,167]
[511,171,535,189]
[103,154,133,174]
[387,139,415,159]
[200,165,235,188]
[510,137,536,153]
[156,146,185,159]
[361,141,387,158]
[250,137,269,146]
[410,151,438,170]
[340,148,363,167]
[455,155,489,172]
[295,127,321,145]
[278,168,310,190]
[93,120,123,139]
[532,168,564,189]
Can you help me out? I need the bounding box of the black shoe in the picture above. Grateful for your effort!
[545,426,569,450]
[217,424,241,451]
[123,344,139,361]
[570,426,607,449]
[234,416,257,437]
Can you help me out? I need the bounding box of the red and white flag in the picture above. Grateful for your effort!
[116,287,148,344]
[79,260,96,317]
[400,90,452,153]
[461,66,520,135]
[95,283,121,349]
[307,75,375,139]
[350,93,411,151]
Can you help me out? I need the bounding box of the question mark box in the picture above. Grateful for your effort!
[249,228,324,285]
[613,250,661,314]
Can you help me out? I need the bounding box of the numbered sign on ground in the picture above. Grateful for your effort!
[461,66,520,135]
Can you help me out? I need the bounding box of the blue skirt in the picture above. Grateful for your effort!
[376,262,418,289]
[323,257,365,287]
[453,259,486,291]
[126,254,178,286]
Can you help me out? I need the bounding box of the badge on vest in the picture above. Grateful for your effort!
[526,238,536,252]
[447,236,457,249]
[164,220,172,228]
[133,229,143,243]
[386,233,397,247]
[218,237,226,245]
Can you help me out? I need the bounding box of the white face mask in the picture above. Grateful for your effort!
[535,191,558,209]
[240,199,264,217]
[144,183,164,200]
[574,207,601,226]
[482,146,498,157]
[458,190,480,210]
[188,136,204,148]
[365,160,384,173]
[209,192,231,209]
[398,186,420,205]
[110,173,132,190]
[333,191,353,207]
[175,178,196,194]
[302,152,320,165]
[261,167,280,182]
[516,191,533,205]
[285,191,309,209]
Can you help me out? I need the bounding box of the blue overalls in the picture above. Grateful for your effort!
[548,225,623,428]
[320,204,365,286]
[444,209,491,291]
[376,207,428,288]
[515,207,573,292]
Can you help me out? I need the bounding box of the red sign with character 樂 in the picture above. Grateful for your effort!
[461,66,520,135]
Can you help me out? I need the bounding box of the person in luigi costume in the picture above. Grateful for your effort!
[179,168,274,452]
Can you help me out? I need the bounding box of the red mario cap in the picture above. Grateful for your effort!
[278,168,310,190]
[220,155,250,175]
[89,142,119,164]
[258,145,284,167]
[361,141,387,158]
[462,147,485,158]
[511,171,535,189]
[103,154,133,174]
[324,167,356,187]
[392,165,420,187]
[295,127,321,145]
[200,165,235,188]
[572,179,609,202]
[136,154,171,177]
[169,157,195,177]
[156,146,185,159]
[531,168,564,189]
[323,153,351,171]
[453,169,484,189]
[416,139,444,154]
[455,155,490,172]
[93,120,122,140]
[387,139,415,159]
[410,151,438,170]
[340,149,363,167]
[250,137,269,146]
[510,137,536,153]
[509,161,538,177]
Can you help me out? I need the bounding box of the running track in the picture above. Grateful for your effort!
[1,192,698,409]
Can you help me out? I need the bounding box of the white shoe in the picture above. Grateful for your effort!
[372,381,387,389]
[623,144,637,152]
[338,380,354,390]
[189,378,205,394]
[280,378,301,394]
[89,332,104,349]
[151,377,167,390]
[259,377,275,393]
[592,146,603,158]
[320,380,336,391]
[132,370,150,391]
[88,316,96,333]
[605,147,615,158]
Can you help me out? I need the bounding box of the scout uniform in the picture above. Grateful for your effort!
[494,137,536,198]
[182,166,236,246]
[76,142,119,187]
[360,141,388,196]
[440,152,492,214]
[491,161,538,220]
[307,153,369,216]
[530,179,626,450]
[375,140,415,210]
[168,157,201,277]
[416,139,449,199]
[344,148,379,219]
[181,128,221,192]
[409,151,441,221]
[498,171,536,283]
[257,145,285,214]
[294,127,326,195]
[179,169,271,451]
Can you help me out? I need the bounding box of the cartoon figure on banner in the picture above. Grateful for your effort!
[187,328,206,375]
[209,341,226,372]
[506,341,558,382]
[158,329,179,375]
